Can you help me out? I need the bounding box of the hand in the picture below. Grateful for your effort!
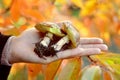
[8,28,108,64]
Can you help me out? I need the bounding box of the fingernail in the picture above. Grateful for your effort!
[96,48,101,54]
[102,45,108,51]
[98,38,103,43]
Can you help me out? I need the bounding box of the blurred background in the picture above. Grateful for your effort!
[0,0,120,80]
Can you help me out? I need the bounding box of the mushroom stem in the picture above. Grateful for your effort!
[53,35,69,51]
[40,32,53,47]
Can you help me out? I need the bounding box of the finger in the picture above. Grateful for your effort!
[56,48,101,59]
[80,38,103,44]
[79,44,108,51]
[79,48,101,56]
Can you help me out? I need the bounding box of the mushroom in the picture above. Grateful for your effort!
[34,21,80,59]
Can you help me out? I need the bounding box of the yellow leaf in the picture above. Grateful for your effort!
[97,3,111,12]
[44,60,62,80]
[9,63,26,74]
[71,0,83,8]
[101,31,110,43]
[80,0,98,16]
[58,58,81,80]
[55,0,67,5]
[72,20,90,36]
[85,0,97,9]
[3,0,12,8]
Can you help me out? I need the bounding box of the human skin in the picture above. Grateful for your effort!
[7,28,108,64]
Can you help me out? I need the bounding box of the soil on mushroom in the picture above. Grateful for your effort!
[34,35,70,59]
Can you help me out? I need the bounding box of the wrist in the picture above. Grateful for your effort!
[1,36,16,66]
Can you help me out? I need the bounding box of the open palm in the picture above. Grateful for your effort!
[8,28,107,64]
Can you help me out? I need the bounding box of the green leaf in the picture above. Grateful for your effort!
[35,73,45,80]
[13,17,26,28]
[0,0,5,8]
[8,65,28,80]
[79,65,102,80]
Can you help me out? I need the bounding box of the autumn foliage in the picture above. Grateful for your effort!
[0,0,120,80]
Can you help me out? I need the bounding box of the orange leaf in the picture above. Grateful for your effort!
[27,64,42,79]
[19,25,27,33]
[23,9,45,22]
[44,60,62,80]
[10,0,21,21]
[103,70,112,80]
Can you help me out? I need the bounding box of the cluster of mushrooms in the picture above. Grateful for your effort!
[34,21,80,59]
